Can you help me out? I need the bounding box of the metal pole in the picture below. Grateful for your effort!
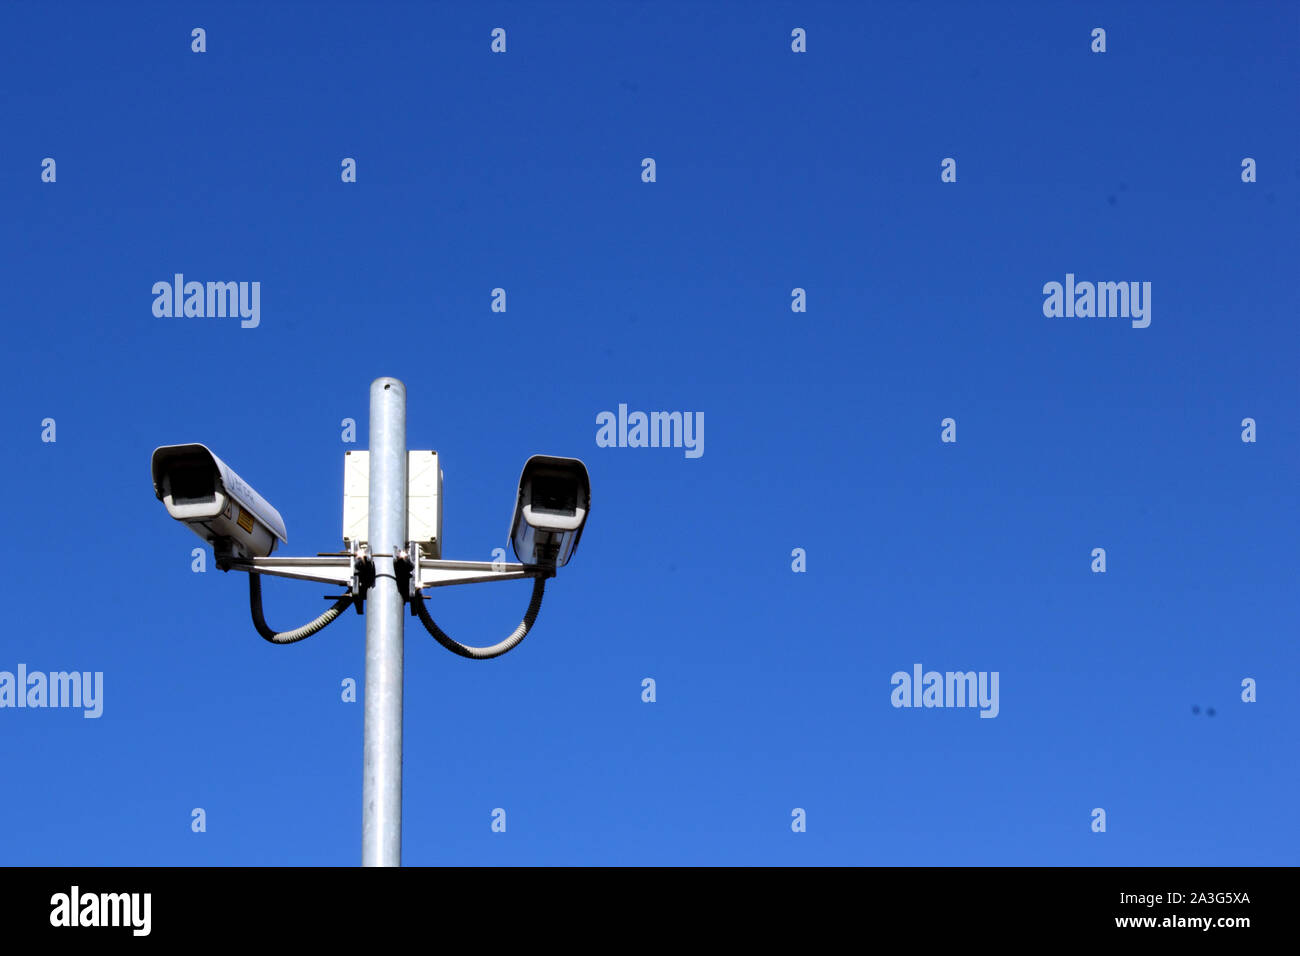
[362,377,407,866]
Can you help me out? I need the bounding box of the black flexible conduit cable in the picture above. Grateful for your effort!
[249,572,354,644]
[411,576,547,659]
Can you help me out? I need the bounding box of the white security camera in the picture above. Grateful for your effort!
[150,443,287,563]
[509,455,590,569]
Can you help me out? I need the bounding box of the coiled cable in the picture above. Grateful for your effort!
[412,576,546,659]
[249,572,354,644]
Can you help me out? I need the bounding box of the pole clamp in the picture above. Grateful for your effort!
[351,544,376,614]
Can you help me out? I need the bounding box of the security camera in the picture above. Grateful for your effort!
[509,455,590,569]
[150,443,287,564]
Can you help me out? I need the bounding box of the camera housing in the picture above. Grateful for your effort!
[508,455,590,569]
[150,443,287,562]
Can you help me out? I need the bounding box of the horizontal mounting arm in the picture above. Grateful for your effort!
[225,554,548,592]
[416,558,547,590]
[227,555,355,587]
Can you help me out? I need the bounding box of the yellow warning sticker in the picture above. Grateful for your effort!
[237,507,255,533]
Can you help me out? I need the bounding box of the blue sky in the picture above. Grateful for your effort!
[1,0,1296,865]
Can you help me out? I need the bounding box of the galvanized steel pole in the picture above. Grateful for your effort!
[362,377,407,866]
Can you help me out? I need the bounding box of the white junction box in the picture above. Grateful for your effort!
[343,450,443,557]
